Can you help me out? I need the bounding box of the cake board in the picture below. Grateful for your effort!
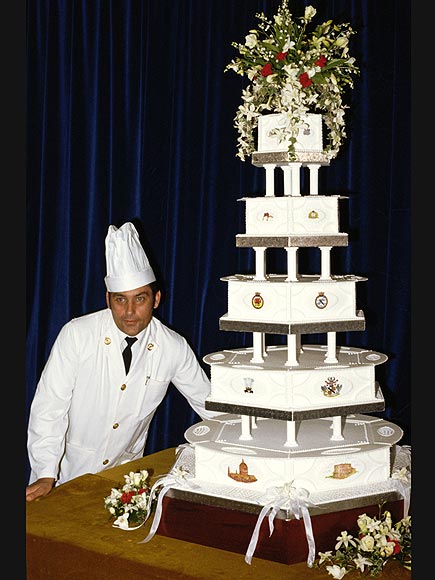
[156,492,404,565]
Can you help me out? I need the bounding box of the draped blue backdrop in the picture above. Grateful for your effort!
[26,0,411,479]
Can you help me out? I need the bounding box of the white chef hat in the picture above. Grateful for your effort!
[104,222,156,292]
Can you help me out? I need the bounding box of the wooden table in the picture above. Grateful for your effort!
[26,447,411,579]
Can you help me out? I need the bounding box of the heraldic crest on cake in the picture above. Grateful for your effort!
[137,1,410,567]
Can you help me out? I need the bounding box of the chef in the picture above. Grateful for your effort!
[26,221,218,502]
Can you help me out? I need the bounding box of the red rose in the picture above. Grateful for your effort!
[261,63,273,76]
[392,540,401,555]
[276,51,287,61]
[299,72,312,87]
[120,491,134,504]
[315,55,327,68]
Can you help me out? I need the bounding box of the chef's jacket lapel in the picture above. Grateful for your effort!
[137,318,158,378]
[101,312,126,381]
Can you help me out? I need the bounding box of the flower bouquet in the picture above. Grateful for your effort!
[103,469,156,530]
[314,508,411,578]
[225,1,359,161]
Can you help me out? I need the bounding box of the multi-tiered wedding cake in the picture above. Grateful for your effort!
[155,112,409,566]
[142,2,410,566]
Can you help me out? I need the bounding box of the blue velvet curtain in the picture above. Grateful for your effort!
[26,0,411,473]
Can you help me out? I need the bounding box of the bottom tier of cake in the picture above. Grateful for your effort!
[184,413,403,494]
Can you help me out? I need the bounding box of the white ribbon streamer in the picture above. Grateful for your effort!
[391,445,412,517]
[138,466,199,544]
[245,482,316,567]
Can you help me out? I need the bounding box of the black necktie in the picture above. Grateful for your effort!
[122,337,137,374]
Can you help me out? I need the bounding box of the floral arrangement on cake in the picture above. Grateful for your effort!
[314,508,411,578]
[103,468,156,529]
[224,0,359,161]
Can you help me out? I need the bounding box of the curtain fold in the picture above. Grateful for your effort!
[26,0,411,464]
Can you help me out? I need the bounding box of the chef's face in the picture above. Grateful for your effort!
[106,284,161,336]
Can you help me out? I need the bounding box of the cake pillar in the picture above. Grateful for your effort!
[319,247,332,279]
[251,332,264,363]
[284,420,298,447]
[239,415,253,440]
[281,165,291,196]
[297,333,303,354]
[290,162,302,196]
[264,165,276,196]
[308,163,321,195]
[325,332,338,363]
[286,333,299,366]
[330,415,344,441]
[253,247,266,280]
[285,247,298,281]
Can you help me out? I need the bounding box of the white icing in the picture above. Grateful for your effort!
[257,113,323,154]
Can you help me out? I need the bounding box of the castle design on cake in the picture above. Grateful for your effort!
[182,125,403,494]
[228,459,257,483]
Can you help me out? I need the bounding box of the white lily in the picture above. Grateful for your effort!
[326,564,348,579]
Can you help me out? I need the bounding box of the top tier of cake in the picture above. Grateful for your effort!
[253,113,330,174]
[250,114,332,198]
[258,113,323,154]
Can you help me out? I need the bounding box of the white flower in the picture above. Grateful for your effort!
[392,467,409,483]
[132,472,143,487]
[114,513,130,530]
[172,466,191,479]
[132,492,149,510]
[282,38,295,52]
[359,534,375,552]
[304,6,317,21]
[357,514,380,534]
[398,516,411,531]
[335,36,349,48]
[245,33,257,48]
[247,68,257,81]
[326,564,348,579]
[318,551,333,564]
[307,67,319,78]
[335,531,357,550]
[266,74,279,84]
[353,553,373,572]
[382,543,396,558]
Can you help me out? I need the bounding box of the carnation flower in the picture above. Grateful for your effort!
[224,0,359,161]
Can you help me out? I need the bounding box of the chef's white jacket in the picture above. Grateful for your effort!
[27,308,218,485]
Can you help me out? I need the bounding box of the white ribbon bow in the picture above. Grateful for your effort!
[245,482,316,567]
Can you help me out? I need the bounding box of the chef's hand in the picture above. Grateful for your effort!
[26,477,56,502]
